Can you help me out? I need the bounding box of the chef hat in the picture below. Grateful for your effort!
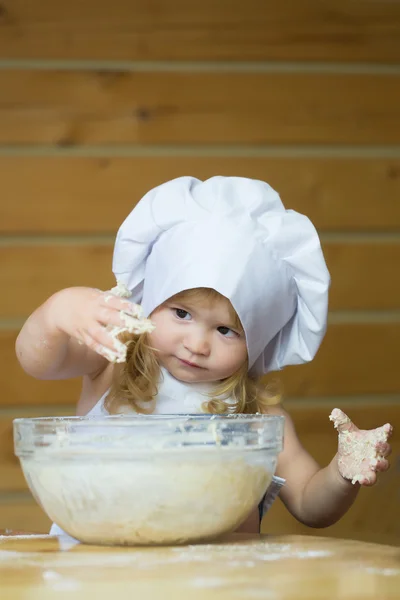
[112,176,330,375]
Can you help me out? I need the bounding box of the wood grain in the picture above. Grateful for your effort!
[1,70,400,145]
[280,322,399,398]
[0,407,74,492]
[0,497,51,533]
[262,402,400,546]
[2,240,400,317]
[2,156,400,234]
[1,1,400,62]
[1,244,115,318]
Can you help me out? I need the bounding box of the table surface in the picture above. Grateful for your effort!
[0,533,399,599]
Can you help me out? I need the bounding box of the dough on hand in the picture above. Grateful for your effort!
[103,280,155,363]
[329,408,392,485]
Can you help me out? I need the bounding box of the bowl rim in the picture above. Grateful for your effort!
[13,414,285,455]
[13,413,285,425]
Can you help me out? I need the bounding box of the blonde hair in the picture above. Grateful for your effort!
[105,288,281,415]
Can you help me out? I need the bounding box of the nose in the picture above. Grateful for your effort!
[183,329,210,356]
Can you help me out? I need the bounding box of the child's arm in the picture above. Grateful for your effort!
[15,287,145,380]
[269,406,392,528]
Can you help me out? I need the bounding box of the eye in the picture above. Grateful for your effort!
[217,326,238,338]
[174,308,191,320]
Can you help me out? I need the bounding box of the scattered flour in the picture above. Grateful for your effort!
[364,567,400,577]
[42,569,82,592]
[0,540,335,570]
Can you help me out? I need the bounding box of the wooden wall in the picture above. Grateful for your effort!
[0,1,399,544]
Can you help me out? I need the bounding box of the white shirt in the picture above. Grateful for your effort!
[87,366,217,416]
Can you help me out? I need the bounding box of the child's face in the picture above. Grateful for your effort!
[148,295,248,383]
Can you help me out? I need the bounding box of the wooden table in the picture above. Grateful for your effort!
[0,533,399,599]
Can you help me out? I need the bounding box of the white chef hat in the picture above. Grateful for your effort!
[112,176,330,375]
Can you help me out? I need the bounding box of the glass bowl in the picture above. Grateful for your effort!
[14,414,284,546]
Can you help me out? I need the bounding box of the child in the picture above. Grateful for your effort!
[16,176,392,535]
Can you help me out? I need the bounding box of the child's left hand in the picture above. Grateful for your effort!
[330,408,393,486]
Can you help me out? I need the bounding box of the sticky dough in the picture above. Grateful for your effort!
[329,408,391,485]
[103,280,155,363]
[23,452,272,545]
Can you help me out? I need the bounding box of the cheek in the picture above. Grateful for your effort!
[149,328,166,350]
[147,319,164,348]
[218,340,247,368]
[232,347,248,368]
[148,316,176,351]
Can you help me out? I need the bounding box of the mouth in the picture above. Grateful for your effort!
[177,358,203,369]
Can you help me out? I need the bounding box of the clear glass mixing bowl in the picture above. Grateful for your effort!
[14,414,284,546]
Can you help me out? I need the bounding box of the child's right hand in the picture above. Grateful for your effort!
[48,287,146,363]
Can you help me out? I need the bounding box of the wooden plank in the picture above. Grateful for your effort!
[2,322,400,409]
[280,322,399,398]
[1,240,400,317]
[0,496,51,533]
[322,242,400,310]
[262,402,400,546]
[1,244,115,318]
[1,1,400,62]
[2,156,400,234]
[1,70,400,145]
[0,418,21,491]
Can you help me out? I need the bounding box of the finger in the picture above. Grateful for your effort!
[374,458,390,473]
[379,423,393,440]
[85,324,118,351]
[96,306,136,329]
[85,324,129,359]
[97,306,155,337]
[360,472,377,487]
[367,423,393,447]
[375,441,392,458]
[100,294,143,317]
[80,331,125,363]
[329,408,355,433]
